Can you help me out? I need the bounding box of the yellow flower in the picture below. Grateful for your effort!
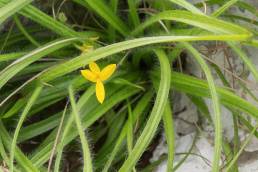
[80,62,116,104]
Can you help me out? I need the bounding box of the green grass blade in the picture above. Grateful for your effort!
[39,34,250,83]
[0,0,33,25]
[19,4,82,37]
[126,99,136,172]
[228,42,258,82]
[237,1,258,17]
[188,95,212,123]
[168,0,203,14]
[18,113,62,142]
[10,85,42,172]
[183,43,222,172]
[0,52,26,62]
[173,133,198,171]
[162,102,175,172]
[95,111,126,169]
[226,123,258,171]
[222,14,258,27]
[68,86,93,172]
[0,137,9,168]
[119,49,171,171]
[151,67,175,172]
[0,37,79,91]
[0,121,39,172]
[212,0,239,17]
[163,71,258,119]
[127,0,140,29]
[47,103,68,172]
[102,90,153,172]
[131,10,252,36]
[126,99,133,153]
[73,0,129,36]
[13,15,40,47]
[54,86,95,172]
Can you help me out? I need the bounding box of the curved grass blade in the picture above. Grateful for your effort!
[0,137,12,170]
[163,71,258,119]
[18,112,62,142]
[102,90,153,172]
[95,110,126,169]
[10,85,42,172]
[169,0,236,17]
[47,103,68,172]
[119,49,171,171]
[188,95,212,123]
[237,1,258,17]
[173,133,198,171]
[127,0,140,28]
[39,34,250,83]
[131,10,252,36]
[151,69,175,172]
[13,15,40,47]
[211,63,240,172]
[54,86,94,172]
[228,42,258,82]
[212,0,239,17]
[222,14,258,27]
[68,86,93,172]
[0,52,26,62]
[226,123,258,171]
[168,0,203,14]
[183,43,222,172]
[0,37,79,91]
[0,121,39,172]
[0,0,33,25]
[162,102,175,172]
[73,0,129,36]
[126,99,136,172]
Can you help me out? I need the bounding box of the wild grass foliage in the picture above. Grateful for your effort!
[0,0,257,171]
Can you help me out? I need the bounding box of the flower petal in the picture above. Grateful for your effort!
[100,64,116,81]
[96,80,105,104]
[80,69,97,82]
[89,62,100,73]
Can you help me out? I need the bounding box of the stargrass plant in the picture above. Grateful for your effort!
[0,0,257,171]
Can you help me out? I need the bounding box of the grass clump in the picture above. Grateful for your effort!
[0,0,257,171]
